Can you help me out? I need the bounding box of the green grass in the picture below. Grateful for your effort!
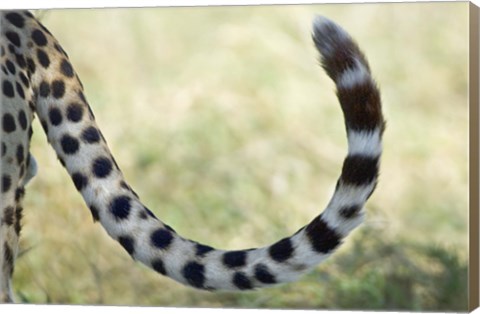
[14,3,469,310]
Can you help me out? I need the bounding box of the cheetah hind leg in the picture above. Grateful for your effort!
[0,151,36,302]
[0,177,32,302]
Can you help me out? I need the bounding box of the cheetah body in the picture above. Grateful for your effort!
[0,10,384,303]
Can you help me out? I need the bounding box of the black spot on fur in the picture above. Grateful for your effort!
[92,157,113,178]
[5,12,25,28]
[39,80,50,97]
[6,60,16,75]
[3,207,14,226]
[18,110,27,130]
[16,144,24,165]
[51,80,65,98]
[152,258,166,275]
[72,172,88,191]
[60,59,74,78]
[223,250,247,268]
[15,82,25,99]
[82,127,100,143]
[6,31,21,48]
[118,235,135,256]
[32,29,48,46]
[60,134,80,154]
[182,262,205,289]
[232,272,252,290]
[305,215,342,254]
[36,49,50,68]
[109,195,131,220]
[89,205,100,222]
[150,228,173,250]
[19,72,28,88]
[254,264,276,284]
[3,113,16,133]
[66,103,84,122]
[48,107,62,126]
[3,80,15,98]
[2,175,12,193]
[196,243,214,256]
[269,237,294,262]
[15,54,26,69]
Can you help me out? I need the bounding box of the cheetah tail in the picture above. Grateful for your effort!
[28,12,383,291]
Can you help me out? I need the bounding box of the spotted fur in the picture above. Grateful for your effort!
[0,11,384,302]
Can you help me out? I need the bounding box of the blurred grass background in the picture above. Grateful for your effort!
[14,2,468,310]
